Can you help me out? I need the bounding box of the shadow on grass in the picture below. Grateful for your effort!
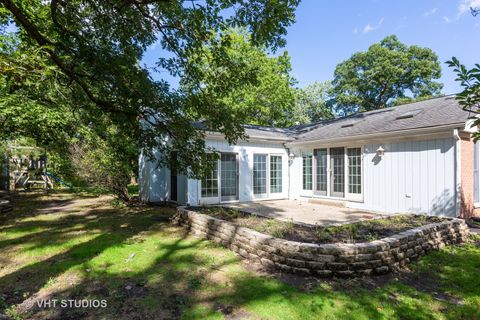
[1,192,479,320]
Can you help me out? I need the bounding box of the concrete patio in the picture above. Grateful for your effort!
[224,199,394,226]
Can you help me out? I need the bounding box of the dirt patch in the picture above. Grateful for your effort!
[188,206,445,244]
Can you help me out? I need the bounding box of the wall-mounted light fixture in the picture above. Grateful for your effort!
[288,152,295,161]
[376,146,385,157]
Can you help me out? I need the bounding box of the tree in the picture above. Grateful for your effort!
[447,9,480,139]
[0,0,300,200]
[332,35,443,115]
[292,81,334,124]
[447,58,480,137]
[180,29,298,127]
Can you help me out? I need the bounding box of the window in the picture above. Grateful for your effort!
[347,148,362,194]
[270,155,282,193]
[253,154,267,194]
[302,153,312,190]
[201,155,218,198]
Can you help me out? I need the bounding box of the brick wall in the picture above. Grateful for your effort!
[460,132,480,218]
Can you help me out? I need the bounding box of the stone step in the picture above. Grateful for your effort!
[307,198,347,208]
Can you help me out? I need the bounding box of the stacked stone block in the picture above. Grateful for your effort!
[0,192,12,214]
[173,207,470,277]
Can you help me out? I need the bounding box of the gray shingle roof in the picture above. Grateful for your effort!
[292,95,473,142]
[192,122,295,141]
[198,96,473,143]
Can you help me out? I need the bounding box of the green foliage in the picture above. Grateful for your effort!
[181,29,298,127]
[293,81,334,124]
[447,57,480,139]
[332,35,443,115]
[392,95,442,106]
[0,0,300,200]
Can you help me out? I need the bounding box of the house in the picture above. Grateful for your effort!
[139,95,480,218]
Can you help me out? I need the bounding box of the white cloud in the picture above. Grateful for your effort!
[458,0,480,16]
[363,18,384,33]
[353,28,358,34]
[423,8,438,17]
[443,16,452,23]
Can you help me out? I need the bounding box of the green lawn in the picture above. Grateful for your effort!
[0,191,479,320]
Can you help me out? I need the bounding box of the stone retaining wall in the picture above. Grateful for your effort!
[0,192,12,214]
[173,207,470,277]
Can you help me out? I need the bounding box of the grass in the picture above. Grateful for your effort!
[0,191,479,319]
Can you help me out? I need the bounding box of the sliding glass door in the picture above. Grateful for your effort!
[220,153,239,201]
[200,153,238,203]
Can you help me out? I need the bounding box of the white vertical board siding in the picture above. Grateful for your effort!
[139,150,170,203]
[177,174,188,205]
[288,147,304,199]
[350,138,456,216]
[191,139,289,205]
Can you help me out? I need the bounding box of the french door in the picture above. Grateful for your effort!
[253,154,283,198]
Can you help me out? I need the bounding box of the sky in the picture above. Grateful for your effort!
[142,0,480,95]
[280,0,480,94]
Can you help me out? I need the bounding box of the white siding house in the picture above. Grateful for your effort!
[139,96,479,218]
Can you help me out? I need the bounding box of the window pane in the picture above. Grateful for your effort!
[315,149,327,192]
[221,153,238,198]
[253,154,267,194]
[348,148,362,194]
[270,155,283,193]
[201,154,218,198]
[302,154,312,190]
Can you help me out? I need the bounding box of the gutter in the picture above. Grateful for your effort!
[283,143,291,200]
[286,123,465,147]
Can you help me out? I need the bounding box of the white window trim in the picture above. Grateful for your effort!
[251,153,285,199]
[307,146,364,202]
[199,152,240,204]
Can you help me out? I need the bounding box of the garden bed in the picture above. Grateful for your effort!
[187,206,445,244]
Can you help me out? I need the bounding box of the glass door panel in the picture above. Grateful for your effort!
[253,154,268,197]
[314,148,327,196]
[330,147,345,198]
[221,153,238,201]
[269,155,283,194]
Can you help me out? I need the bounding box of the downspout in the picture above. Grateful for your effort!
[453,129,462,217]
[284,143,291,200]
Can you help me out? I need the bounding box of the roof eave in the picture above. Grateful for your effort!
[286,123,466,147]
[204,131,294,142]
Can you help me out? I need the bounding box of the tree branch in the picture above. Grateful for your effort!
[1,0,138,117]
